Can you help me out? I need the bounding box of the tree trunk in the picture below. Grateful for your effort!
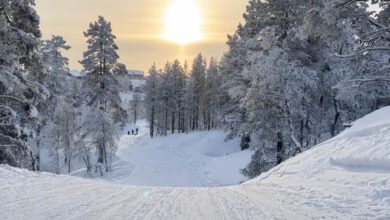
[171,111,175,134]
[150,103,155,138]
[134,106,137,124]
[276,132,284,165]
[165,107,168,136]
[330,99,340,137]
[178,107,181,133]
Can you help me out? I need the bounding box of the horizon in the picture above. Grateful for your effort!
[35,0,246,72]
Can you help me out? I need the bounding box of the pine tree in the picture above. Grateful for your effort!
[190,54,207,130]
[144,64,159,138]
[80,16,126,173]
[219,0,387,178]
[205,58,220,130]
[0,0,47,169]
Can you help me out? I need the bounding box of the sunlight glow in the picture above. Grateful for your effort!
[163,0,202,45]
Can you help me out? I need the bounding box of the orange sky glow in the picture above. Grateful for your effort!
[35,0,246,72]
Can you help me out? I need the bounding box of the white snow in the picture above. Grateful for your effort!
[1,107,390,219]
[69,70,85,77]
[131,79,146,88]
[73,120,252,187]
[128,70,144,76]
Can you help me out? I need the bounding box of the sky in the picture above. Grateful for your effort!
[35,0,246,72]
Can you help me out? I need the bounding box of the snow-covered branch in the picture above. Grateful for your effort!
[339,77,390,84]
[335,47,390,58]
[0,95,26,104]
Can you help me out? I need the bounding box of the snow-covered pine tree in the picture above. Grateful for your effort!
[159,62,174,135]
[205,58,221,130]
[80,16,126,173]
[40,36,71,93]
[0,0,48,169]
[190,54,207,130]
[170,60,186,133]
[144,64,160,138]
[334,1,390,116]
[219,0,390,178]
[131,91,142,125]
[38,35,77,172]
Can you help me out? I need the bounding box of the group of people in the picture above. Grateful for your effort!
[128,128,139,135]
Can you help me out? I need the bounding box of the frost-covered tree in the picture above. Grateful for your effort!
[80,16,126,173]
[190,54,207,130]
[131,91,142,125]
[80,16,120,76]
[217,0,390,178]
[40,36,71,94]
[145,57,215,136]
[170,60,186,133]
[144,64,160,138]
[334,1,390,115]
[84,107,118,175]
[204,58,221,130]
[0,0,48,169]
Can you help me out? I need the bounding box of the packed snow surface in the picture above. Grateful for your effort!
[1,107,390,219]
[73,120,252,187]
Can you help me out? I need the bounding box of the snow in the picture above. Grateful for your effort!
[128,70,144,76]
[131,79,146,88]
[69,70,85,77]
[73,120,252,187]
[119,92,133,103]
[119,79,145,103]
[1,107,390,219]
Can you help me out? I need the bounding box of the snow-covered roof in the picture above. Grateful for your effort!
[127,70,144,77]
[69,70,85,77]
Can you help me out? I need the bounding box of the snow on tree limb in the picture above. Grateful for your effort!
[335,47,390,58]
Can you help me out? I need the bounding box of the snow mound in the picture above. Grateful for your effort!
[330,106,390,170]
[249,107,390,185]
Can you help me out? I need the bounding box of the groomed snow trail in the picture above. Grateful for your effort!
[1,107,390,219]
[72,120,252,187]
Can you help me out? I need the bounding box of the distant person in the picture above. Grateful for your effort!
[132,130,134,135]
[136,128,139,135]
[128,131,130,135]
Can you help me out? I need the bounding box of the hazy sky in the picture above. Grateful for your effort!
[35,0,246,72]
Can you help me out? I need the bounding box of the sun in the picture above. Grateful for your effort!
[163,0,202,45]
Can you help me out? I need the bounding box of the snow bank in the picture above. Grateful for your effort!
[330,107,390,170]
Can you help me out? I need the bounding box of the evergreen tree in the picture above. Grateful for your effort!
[190,54,207,130]
[80,16,126,173]
[0,0,47,169]
[144,64,160,138]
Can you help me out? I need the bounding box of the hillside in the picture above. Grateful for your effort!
[1,107,390,219]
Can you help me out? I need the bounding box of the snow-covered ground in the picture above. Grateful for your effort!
[73,120,252,187]
[1,107,390,219]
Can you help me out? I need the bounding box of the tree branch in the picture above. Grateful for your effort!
[339,77,390,83]
[335,47,390,58]
[0,95,26,104]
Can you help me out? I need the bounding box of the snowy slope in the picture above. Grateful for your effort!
[73,120,252,187]
[1,107,390,219]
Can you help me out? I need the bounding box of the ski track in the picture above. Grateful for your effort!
[1,164,389,220]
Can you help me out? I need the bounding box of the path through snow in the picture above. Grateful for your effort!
[73,120,252,187]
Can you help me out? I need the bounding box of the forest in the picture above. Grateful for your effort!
[142,0,390,177]
[1,0,390,179]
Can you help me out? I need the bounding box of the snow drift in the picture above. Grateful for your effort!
[1,107,390,219]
